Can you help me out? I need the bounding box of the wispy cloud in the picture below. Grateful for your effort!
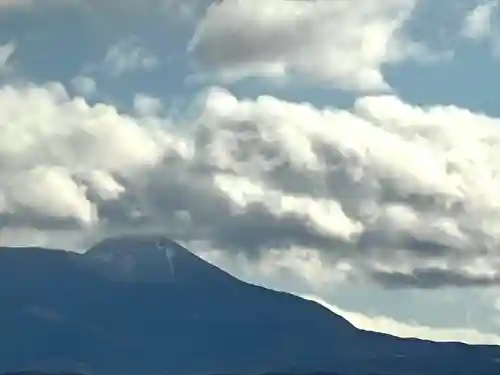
[461,0,500,58]
[98,37,159,77]
[133,93,163,117]
[70,75,97,98]
[462,1,498,40]
[0,41,15,74]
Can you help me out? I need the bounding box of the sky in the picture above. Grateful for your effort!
[1,0,500,344]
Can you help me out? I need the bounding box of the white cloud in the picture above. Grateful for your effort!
[3,83,500,289]
[133,93,163,117]
[189,0,443,91]
[0,82,169,228]
[70,75,97,98]
[101,37,159,77]
[462,1,498,40]
[461,0,500,58]
[5,166,97,226]
[84,170,125,201]
[303,295,500,345]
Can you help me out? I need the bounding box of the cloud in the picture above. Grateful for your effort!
[0,82,167,229]
[303,295,500,345]
[70,75,97,98]
[98,37,159,77]
[189,0,444,92]
[494,296,500,328]
[133,93,163,117]
[0,41,15,73]
[0,0,33,10]
[3,83,500,288]
[462,1,498,40]
[461,0,500,57]
[178,88,500,288]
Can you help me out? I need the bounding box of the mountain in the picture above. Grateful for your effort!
[0,234,499,375]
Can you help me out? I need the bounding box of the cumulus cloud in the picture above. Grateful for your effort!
[189,0,444,91]
[3,82,500,288]
[183,88,500,288]
[0,82,168,229]
[304,295,500,345]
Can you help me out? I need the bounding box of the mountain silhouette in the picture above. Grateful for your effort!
[1,234,499,375]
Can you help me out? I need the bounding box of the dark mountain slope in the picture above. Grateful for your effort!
[0,235,499,375]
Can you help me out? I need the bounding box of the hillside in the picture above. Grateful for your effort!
[0,235,499,375]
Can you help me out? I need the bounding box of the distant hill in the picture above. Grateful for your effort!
[1,234,499,375]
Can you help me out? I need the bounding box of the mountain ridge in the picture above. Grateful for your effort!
[1,234,499,375]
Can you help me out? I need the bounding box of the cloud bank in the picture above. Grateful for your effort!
[2,83,500,289]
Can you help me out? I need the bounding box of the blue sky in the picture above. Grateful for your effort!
[1,0,500,344]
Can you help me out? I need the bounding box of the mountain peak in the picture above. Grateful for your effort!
[83,234,234,285]
[1,235,500,374]
[87,233,184,259]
